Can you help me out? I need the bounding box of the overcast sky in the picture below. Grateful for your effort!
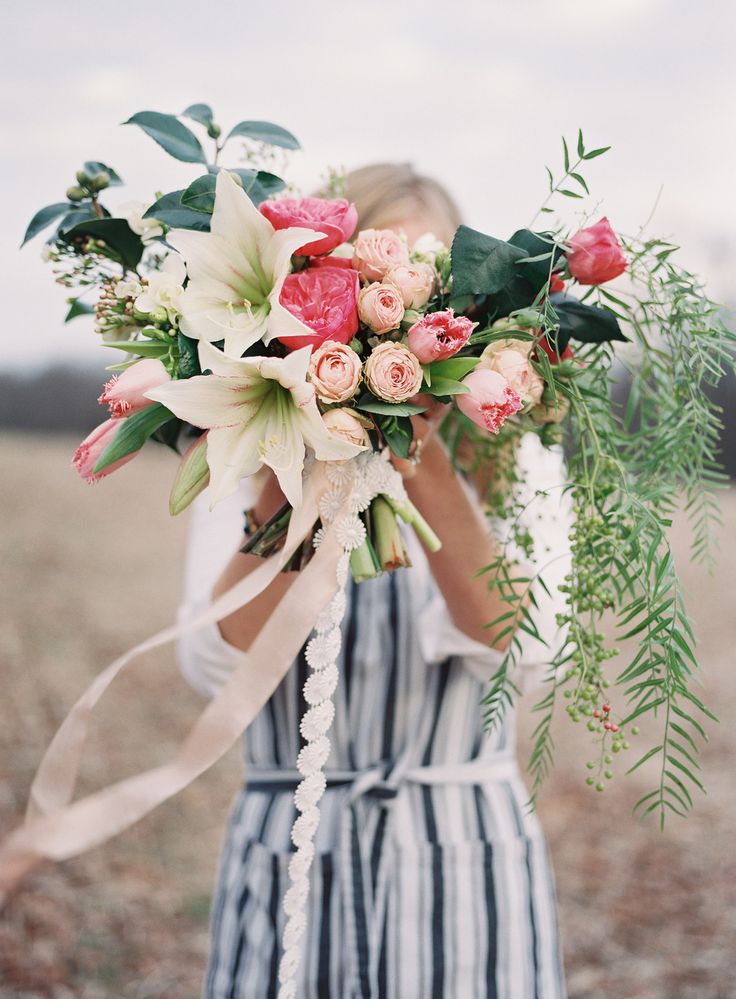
[2,0,734,371]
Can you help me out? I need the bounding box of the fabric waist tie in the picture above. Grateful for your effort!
[247,752,520,999]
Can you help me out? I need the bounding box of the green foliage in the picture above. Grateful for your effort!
[144,191,211,231]
[61,218,144,271]
[22,203,72,246]
[473,131,735,826]
[124,111,207,164]
[224,120,300,150]
[93,403,175,473]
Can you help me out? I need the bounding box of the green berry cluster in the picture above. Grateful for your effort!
[66,166,111,203]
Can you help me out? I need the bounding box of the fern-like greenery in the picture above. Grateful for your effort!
[459,132,735,825]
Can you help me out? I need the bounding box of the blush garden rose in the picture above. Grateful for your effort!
[364,341,423,403]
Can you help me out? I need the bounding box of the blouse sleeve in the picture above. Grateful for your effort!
[416,433,573,693]
[176,479,255,698]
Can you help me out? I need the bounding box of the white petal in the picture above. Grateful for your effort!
[211,170,275,251]
[206,423,263,506]
[145,374,250,429]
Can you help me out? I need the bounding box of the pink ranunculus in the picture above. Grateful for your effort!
[358,282,405,334]
[456,369,523,435]
[352,228,410,281]
[278,266,359,351]
[406,309,474,364]
[72,418,140,483]
[309,340,362,404]
[479,337,543,409]
[566,217,627,285]
[364,341,423,403]
[98,358,171,418]
[384,262,436,309]
[259,197,358,256]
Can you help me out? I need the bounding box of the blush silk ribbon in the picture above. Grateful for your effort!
[0,463,349,899]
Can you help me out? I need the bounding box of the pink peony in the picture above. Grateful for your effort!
[98,358,170,418]
[385,261,435,309]
[72,418,140,483]
[456,369,523,435]
[479,338,543,409]
[308,254,355,270]
[309,340,362,403]
[364,341,423,403]
[358,282,405,334]
[259,196,358,256]
[352,228,410,281]
[566,217,627,285]
[278,266,359,351]
[406,309,473,364]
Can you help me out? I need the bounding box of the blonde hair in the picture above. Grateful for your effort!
[343,163,462,245]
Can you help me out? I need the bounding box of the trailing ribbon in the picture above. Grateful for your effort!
[0,462,349,899]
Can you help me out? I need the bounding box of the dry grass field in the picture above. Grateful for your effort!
[0,431,734,999]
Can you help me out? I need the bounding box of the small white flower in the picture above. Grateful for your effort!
[294,772,327,812]
[114,277,143,299]
[311,526,327,550]
[336,552,350,586]
[304,663,339,705]
[300,700,335,741]
[411,231,446,264]
[296,736,330,775]
[335,515,367,552]
[118,200,164,243]
[134,254,186,321]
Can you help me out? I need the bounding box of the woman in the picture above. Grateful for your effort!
[178,163,571,998]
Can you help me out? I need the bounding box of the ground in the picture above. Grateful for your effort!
[0,433,733,999]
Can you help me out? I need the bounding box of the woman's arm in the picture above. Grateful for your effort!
[402,421,526,651]
[211,473,299,653]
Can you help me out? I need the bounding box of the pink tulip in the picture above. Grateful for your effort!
[407,310,473,364]
[98,358,170,418]
[72,418,140,483]
[456,369,523,435]
[566,217,627,285]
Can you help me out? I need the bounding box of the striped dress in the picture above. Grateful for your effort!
[178,434,571,999]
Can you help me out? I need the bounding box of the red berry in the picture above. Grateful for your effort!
[593,709,602,718]
[602,704,611,713]
[610,724,620,733]
[604,721,613,731]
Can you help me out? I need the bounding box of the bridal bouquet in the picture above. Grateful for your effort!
[17,105,734,851]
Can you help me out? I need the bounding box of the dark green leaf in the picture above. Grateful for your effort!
[177,332,201,378]
[551,294,628,346]
[93,403,174,473]
[64,298,94,322]
[356,395,427,416]
[583,146,611,160]
[61,217,144,270]
[151,417,184,453]
[144,190,211,231]
[424,376,470,397]
[576,129,585,158]
[378,413,413,459]
[108,340,170,357]
[182,103,214,126]
[124,111,207,164]
[22,202,71,246]
[225,120,300,150]
[181,174,217,213]
[83,161,123,186]
[562,136,570,172]
[451,225,526,297]
[55,206,99,235]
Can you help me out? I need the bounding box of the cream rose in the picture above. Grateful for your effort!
[352,228,409,281]
[308,340,362,404]
[358,282,405,334]
[384,262,435,309]
[322,408,372,447]
[479,337,543,409]
[364,341,423,403]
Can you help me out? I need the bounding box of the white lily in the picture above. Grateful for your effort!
[146,341,363,507]
[168,171,322,357]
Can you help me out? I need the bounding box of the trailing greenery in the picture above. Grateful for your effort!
[450,132,735,824]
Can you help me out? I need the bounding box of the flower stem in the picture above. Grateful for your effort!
[350,536,381,582]
[383,495,442,553]
[371,496,412,571]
